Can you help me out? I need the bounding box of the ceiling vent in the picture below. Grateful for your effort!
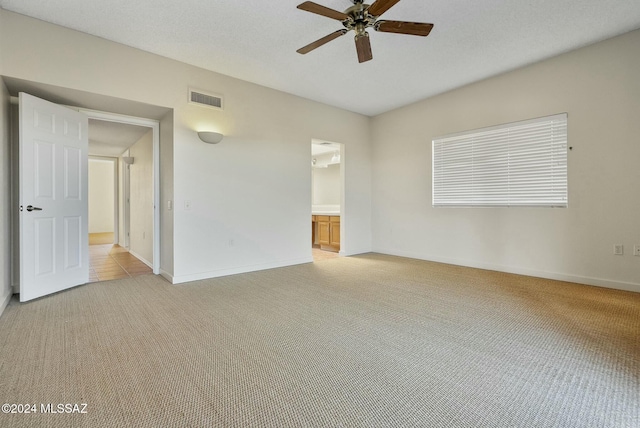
[188,88,223,110]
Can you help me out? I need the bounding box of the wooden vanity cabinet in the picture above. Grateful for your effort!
[315,215,340,252]
[329,217,340,248]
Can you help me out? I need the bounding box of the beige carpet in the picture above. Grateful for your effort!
[0,254,638,427]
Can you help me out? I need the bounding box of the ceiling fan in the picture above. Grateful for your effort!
[296,0,434,63]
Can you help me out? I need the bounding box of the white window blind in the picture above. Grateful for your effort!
[432,113,567,207]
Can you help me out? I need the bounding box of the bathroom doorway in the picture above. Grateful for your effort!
[311,140,343,262]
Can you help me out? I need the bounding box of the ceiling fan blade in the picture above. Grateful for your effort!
[297,1,349,21]
[297,29,348,55]
[374,20,434,36]
[367,0,402,17]
[355,32,373,63]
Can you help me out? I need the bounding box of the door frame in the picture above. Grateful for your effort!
[311,140,346,256]
[80,109,160,275]
[122,151,131,249]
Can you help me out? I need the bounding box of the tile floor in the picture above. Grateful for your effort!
[89,233,152,282]
[312,246,340,261]
[89,236,335,282]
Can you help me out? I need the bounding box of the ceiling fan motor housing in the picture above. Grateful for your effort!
[296,0,433,63]
[343,3,377,33]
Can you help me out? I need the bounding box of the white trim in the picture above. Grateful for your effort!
[159,269,174,284]
[122,156,131,248]
[311,139,346,257]
[374,248,640,294]
[339,247,370,257]
[0,292,12,318]
[78,109,160,275]
[171,257,313,285]
[339,143,345,254]
[128,249,153,269]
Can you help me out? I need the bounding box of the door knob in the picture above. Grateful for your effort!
[26,205,43,212]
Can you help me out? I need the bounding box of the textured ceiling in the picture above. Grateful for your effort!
[88,120,150,158]
[1,0,640,116]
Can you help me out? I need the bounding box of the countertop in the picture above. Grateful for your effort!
[312,205,340,216]
[312,212,340,216]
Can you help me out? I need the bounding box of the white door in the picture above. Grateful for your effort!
[19,93,89,302]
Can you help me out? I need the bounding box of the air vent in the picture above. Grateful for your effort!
[188,88,223,110]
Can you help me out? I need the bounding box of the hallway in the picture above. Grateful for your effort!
[89,233,152,282]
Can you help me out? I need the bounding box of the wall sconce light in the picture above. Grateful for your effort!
[198,131,224,144]
[122,157,134,165]
[330,151,341,164]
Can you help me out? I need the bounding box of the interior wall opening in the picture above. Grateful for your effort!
[88,156,117,244]
[311,139,344,262]
[4,76,171,297]
[87,119,154,282]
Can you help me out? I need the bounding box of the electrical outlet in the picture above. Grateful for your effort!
[613,245,624,256]
[184,200,191,210]
[634,245,640,257]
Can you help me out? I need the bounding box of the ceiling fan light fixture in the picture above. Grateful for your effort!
[296,0,434,63]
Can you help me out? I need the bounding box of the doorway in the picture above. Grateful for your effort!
[6,78,170,301]
[311,139,343,262]
[82,109,160,275]
[12,93,160,299]
[88,156,117,245]
[87,119,156,282]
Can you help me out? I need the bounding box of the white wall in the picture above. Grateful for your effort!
[9,103,18,294]
[129,130,153,266]
[0,66,11,316]
[0,9,637,297]
[371,29,640,292]
[117,154,126,246]
[0,11,371,282]
[312,164,340,206]
[0,10,372,283]
[159,111,174,276]
[88,158,115,234]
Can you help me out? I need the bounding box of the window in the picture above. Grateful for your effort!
[432,113,567,207]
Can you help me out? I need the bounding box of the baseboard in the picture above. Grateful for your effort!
[340,247,372,257]
[0,290,12,318]
[374,248,640,294]
[171,257,314,285]
[128,250,153,269]
[159,270,174,284]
